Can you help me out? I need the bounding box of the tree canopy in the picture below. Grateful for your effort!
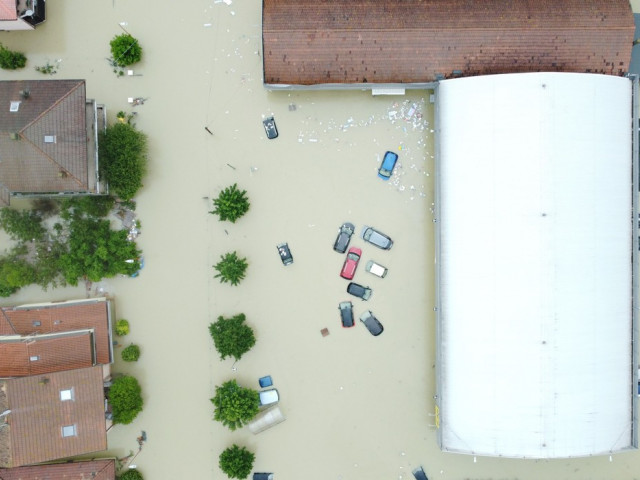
[109,375,143,424]
[0,43,26,70]
[209,184,250,223]
[211,380,259,431]
[219,445,255,480]
[118,468,144,480]
[99,122,148,201]
[209,313,256,361]
[213,251,248,286]
[110,34,143,67]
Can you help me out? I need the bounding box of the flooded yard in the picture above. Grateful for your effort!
[1,1,640,479]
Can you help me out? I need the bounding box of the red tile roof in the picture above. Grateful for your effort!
[0,80,92,205]
[0,1,16,21]
[262,0,635,86]
[0,333,94,378]
[0,298,113,367]
[1,366,107,468]
[0,459,116,480]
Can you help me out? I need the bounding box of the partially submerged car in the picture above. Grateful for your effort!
[365,260,387,278]
[339,301,354,328]
[263,116,278,139]
[340,247,361,280]
[378,150,399,180]
[333,222,355,253]
[259,388,279,407]
[359,310,384,336]
[412,466,428,480]
[253,473,274,480]
[276,243,293,266]
[347,282,372,301]
[362,226,393,250]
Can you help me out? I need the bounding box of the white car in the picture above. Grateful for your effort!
[259,388,279,407]
[365,260,387,278]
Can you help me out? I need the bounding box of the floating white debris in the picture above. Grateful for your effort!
[119,21,128,26]
[204,23,212,27]
[223,0,232,4]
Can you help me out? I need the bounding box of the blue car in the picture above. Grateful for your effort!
[378,151,398,180]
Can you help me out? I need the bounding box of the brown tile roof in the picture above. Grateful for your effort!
[0,298,113,366]
[0,458,116,480]
[0,80,91,205]
[262,0,635,86]
[1,366,107,467]
[0,333,94,378]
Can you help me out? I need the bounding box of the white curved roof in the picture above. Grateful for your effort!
[436,72,636,458]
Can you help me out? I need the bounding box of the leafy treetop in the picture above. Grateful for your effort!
[109,375,143,424]
[219,444,255,480]
[210,379,259,431]
[210,184,250,223]
[209,313,256,361]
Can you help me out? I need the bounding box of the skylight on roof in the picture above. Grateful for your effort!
[9,101,20,112]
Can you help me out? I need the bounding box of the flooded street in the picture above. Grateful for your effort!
[1,1,640,479]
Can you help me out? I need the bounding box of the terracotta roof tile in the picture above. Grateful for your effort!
[1,366,107,467]
[1,298,113,366]
[262,0,635,85]
[0,80,92,202]
[0,1,16,21]
[0,458,115,480]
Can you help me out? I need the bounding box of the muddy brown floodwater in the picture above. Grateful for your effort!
[1,1,640,479]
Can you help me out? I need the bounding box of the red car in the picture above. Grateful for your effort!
[340,247,362,280]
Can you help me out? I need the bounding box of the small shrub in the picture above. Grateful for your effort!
[115,319,130,336]
[118,468,144,480]
[110,33,142,67]
[0,208,45,242]
[213,252,248,286]
[121,344,140,362]
[0,43,26,70]
[35,61,57,75]
[219,444,255,479]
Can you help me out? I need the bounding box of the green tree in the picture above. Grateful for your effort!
[213,251,248,286]
[210,380,259,431]
[116,319,130,336]
[210,184,250,223]
[0,208,45,242]
[99,123,148,201]
[109,375,143,424]
[0,254,36,291]
[58,216,141,285]
[121,344,141,362]
[110,33,143,67]
[118,468,144,480]
[0,43,26,70]
[209,313,256,361]
[219,445,255,480]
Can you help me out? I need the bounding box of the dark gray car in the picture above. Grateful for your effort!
[347,282,372,300]
[339,301,354,327]
[263,116,278,139]
[361,225,393,250]
[276,243,293,265]
[359,310,383,336]
[333,222,355,253]
[412,467,428,480]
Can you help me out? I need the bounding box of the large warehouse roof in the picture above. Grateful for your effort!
[262,0,635,87]
[435,72,637,458]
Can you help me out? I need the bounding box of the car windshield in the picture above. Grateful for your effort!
[347,252,359,261]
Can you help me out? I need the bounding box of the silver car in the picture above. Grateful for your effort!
[361,225,393,250]
[359,310,383,336]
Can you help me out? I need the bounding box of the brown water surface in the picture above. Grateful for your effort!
[1,1,639,479]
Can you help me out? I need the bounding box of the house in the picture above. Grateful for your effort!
[0,459,116,480]
[262,0,635,87]
[0,80,106,206]
[0,298,114,378]
[0,0,45,31]
[0,365,109,467]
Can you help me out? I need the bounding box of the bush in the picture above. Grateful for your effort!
[121,344,141,362]
[210,184,250,223]
[99,123,148,201]
[213,252,248,286]
[118,469,144,480]
[115,319,130,336]
[109,375,143,424]
[0,43,26,70]
[209,314,256,361]
[219,445,255,480]
[110,34,142,67]
[211,380,259,431]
